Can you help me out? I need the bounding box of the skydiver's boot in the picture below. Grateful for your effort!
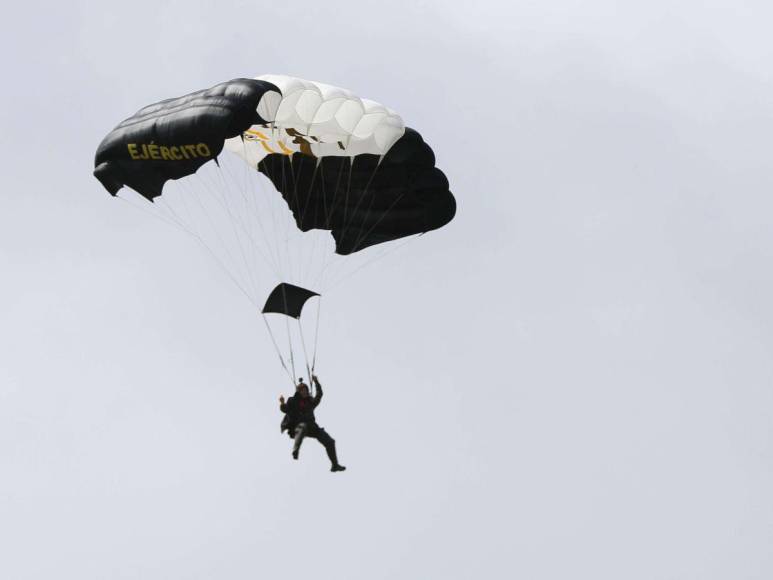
[317,429,346,472]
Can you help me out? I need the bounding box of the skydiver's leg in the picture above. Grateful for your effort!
[311,427,345,472]
[292,423,308,459]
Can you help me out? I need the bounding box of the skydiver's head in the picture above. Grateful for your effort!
[296,381,309,397]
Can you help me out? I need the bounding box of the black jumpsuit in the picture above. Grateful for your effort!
[280,379,340,467]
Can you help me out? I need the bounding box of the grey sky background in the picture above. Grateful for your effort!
[2,1,772,578]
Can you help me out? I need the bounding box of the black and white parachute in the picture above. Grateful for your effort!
[94,75,455,381]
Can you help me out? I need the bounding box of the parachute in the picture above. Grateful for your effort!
[94,75,455,382]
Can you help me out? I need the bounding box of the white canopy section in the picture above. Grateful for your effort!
[225,74,405,164]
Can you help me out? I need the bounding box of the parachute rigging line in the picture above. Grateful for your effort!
[311,297,321,372]
[261,313,295,385]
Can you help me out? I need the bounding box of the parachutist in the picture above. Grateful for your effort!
[280,375,346,473]
[95,76,455,437]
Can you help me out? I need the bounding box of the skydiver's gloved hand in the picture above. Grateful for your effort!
[279,395,286,405]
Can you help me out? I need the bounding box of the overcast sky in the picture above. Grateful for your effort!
[2,1,772,578]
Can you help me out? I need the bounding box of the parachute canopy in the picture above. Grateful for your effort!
[95,74,457,385]
[262,283,319,319]
[93,75,455,255]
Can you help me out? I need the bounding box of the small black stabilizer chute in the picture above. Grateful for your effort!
[262,283,320,319]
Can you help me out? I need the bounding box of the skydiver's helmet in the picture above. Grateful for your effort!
[296,380,309,395]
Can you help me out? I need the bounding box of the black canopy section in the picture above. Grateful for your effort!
[93,78,280,199]
[262,283,320,319]
[257,128,456,255]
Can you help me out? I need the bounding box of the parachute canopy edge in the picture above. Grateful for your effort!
[262,283,320,319]
[93,161,123,196]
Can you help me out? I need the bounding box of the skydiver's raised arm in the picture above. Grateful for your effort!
[312,375,323,405]
[279,394,287,413]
